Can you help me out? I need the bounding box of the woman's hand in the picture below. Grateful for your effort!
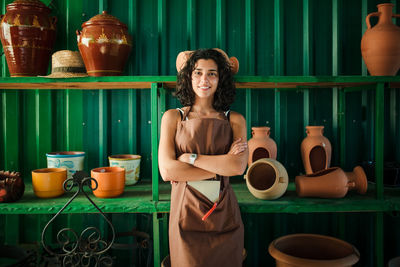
[177,153,190,164]
[228,137,248,155]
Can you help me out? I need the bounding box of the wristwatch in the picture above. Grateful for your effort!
[189,153,197,165]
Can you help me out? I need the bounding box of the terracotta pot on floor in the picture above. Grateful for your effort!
[295,166,368,198]
[248,126,277,167]
[301,126,331,174]
[268,233,360,267]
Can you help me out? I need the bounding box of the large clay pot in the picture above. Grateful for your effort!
[301,126,331,175]
[361,3,400,76]
[176,48,239,74]
[268,233,360,266]
[0,0,56,76]
[244,158,288,200]
[295,166,368,198]
[77,11,132,76]
[248,126,277,166]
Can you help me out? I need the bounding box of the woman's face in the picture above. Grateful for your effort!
[191,59,219,100]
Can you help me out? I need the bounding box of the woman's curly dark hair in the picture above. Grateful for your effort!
[175,48,236,111]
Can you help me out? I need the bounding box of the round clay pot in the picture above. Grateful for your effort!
[108,154,141,185]
[248,126,277,166]
[91,166,125,198]
[77,11,132,76]
[176,48,239,74]
[361,3,400,76]
[244,158,288,200]
[301,126,332,175]
[0,0,57,76]
[295,166,368,198]
[31,168,67,198]
[268,233,360,267]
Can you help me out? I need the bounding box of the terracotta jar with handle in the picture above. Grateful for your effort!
[0,0,57,76]
[77,11,132,76]
[301,126,331,174]
[295,166,368,198]
[248,126,277,166]
[361,3,400,76]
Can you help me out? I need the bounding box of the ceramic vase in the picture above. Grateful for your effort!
[0,0,56,76]
[46,151,85,179]
[109,154,141,185]
[244,158,288,200]
[268,233,360,267]
[248,126,277,166]
[91,166,125,198]
[176,48,239,74]
[301,126,331,174]
[361,3,400,76]
[77,11,132,76]
[295,166,368,198]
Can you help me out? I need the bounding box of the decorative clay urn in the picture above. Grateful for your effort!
[77,11,132,76]
[248,126,277,167]
[295,166,368,198]
[0,0,57,76]
[176,48,239,74]
[361,3,400,76]
[300,126,331,175]
[244,158,288,200]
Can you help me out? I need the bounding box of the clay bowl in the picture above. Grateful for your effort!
[91,167,125,198]
[31,168,67,198]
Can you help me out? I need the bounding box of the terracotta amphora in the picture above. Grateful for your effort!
[268,233,360,267]
[295,166,368,198]
[77,11,132,76]
[248,126,277,166]
[361,3,400,76]
[0,0,57,76]
[301,126,331,174]
[91,166,125,198]
[244,158,288,200]
[176,48,239,74]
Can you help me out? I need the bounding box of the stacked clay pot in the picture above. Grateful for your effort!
[361,3,400,76]
[248,126,277,167]
[301,126,331,175]
[0,0,56,76]
[77,11,132,76]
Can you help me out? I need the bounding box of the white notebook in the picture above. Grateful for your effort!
[187,180,221,203]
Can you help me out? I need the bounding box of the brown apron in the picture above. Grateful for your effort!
[169,107,244,267]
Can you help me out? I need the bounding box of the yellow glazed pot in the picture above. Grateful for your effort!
[31,168,67,198]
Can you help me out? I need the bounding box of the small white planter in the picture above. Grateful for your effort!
[109,154,141,185]
[46,152,85,179]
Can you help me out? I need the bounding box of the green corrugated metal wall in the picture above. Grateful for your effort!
[0,0,400,266]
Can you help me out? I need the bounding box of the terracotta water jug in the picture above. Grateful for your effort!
[361,3,400,76]
[268,233,360,266]
[176,48,239,74]
[0,0,56,76]
[244,158,288,200]
[301,126,331,174]
[248,126,277,166]
[295,166,368,198]
[77,11,132,76]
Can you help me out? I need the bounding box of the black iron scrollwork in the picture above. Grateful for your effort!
[41,171,115,267]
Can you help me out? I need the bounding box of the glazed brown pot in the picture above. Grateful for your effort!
[295,166,368,198]
[361,3,400,76]
[301,126,332,175]
[0,0,56,76]
[268,233,360,267]
[77,11,132,76]
[248,126,277,166]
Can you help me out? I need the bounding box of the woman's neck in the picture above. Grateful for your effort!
[192,98,215,113]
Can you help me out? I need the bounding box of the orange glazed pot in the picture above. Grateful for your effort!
[268,233,360,267]
[301,126,332,174]
[91,166,125,198]
[77,11,132,76]
[0,0,56,76]
[361,3,400,76]
[248,126,277,166]
[31,168,67,198]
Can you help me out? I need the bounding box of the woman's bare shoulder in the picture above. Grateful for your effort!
[229,111,246,125]
[161,109,182,125]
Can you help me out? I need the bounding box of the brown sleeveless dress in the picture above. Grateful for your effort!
[169,107,244,267]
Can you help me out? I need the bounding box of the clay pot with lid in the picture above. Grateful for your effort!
[0,0,57,76]
[77,11,132,76]
[248,126,277,167]
[361,3,400,76]
[268,233,360,266]
[295,166,368,198]
[301,126,332,175]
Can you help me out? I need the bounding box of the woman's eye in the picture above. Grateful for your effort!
[209,72,217,77]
